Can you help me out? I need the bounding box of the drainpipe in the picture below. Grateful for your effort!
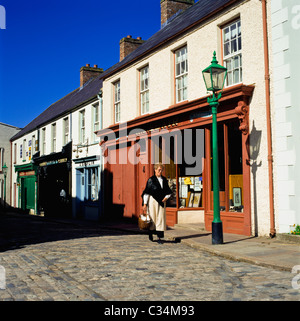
[261,0,276,237]
[97,89,104,218]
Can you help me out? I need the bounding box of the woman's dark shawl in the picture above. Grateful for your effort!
[141,175,172,207]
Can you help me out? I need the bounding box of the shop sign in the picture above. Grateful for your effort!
[19,170,35,176]
[39,158,68,167]
[77,161,95,167]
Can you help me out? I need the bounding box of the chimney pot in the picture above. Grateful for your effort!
[119,36,145,61]
[80,65,104,87]
[160,0,194,27]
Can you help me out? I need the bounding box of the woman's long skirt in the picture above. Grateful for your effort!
[148,196,166,238]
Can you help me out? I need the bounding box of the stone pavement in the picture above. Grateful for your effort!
[0,210,299,302]
[102,221,300,272]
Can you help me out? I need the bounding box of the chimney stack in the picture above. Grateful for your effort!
[80,64,103,87]
[160,0,194,27]
[119,35,145,61]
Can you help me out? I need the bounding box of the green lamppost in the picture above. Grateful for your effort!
[2,163,8,208]
[202,52,227,244]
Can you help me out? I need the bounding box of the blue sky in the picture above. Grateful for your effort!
[0,0,162,128]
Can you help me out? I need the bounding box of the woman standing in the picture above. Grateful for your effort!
[142,163,172,244]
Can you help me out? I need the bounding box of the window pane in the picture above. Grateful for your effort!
[233,55,239,68]
[231,39,237,53]
[227,71,233,86]
[238,36,242,51]
[224,27,230,41]
[176,63,181,76]
[233,69,239,83]
[238,21,241,35]
[231,23,237,39]
[224,42,230,57]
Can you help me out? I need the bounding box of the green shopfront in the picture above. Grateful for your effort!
[14,163,38,214]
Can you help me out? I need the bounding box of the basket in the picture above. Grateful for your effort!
[138,214,151,230]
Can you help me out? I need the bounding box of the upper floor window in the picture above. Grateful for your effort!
[92,103,99,142]
[63,117,69,145]
[175,46,188,103]
[41,128,46,155]
[23,139,26,160]
[32,135,36,152]
[114,81,121,123]
[223,20,242,86]
[79,110,85,144]
[0,148,3,171]
[140,66,149,115]
[14,143,17,164]
[51,123,56,153]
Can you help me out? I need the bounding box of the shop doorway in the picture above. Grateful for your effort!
[20,176,35,212]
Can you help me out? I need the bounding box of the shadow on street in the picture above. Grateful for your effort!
[0,209,139,253]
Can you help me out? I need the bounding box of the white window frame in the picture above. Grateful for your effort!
[223,19,242,86]
[86,167,99,201]
[23,139,26,161]
[0,148,3,172]
[14,143,17,164]
[140,66,149,115]
[51,123,56,153]
[92,103,99,142]
[114,81,121,123]
[42,128,46,155]
[32,135,36,152]
[79,110,85,144]
[175,46,188,103]
[63,117,69,145]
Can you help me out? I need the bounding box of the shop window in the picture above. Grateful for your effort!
[209,120,243,212]
[151,134,177,207]
[86,167,99,201]
[151,128,205,209]
[178,129,204,208]
[228,121,243,212]
[77,167,99,203]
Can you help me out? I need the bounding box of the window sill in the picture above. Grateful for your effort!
[169,100,189,109]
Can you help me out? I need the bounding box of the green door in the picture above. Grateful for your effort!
[21,176,35,211]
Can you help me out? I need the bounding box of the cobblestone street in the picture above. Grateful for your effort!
[0,214,299,301]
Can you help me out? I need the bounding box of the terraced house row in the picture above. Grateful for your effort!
[3,0,299,237]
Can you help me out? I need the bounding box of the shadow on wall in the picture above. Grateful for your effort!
[246,120,262,236]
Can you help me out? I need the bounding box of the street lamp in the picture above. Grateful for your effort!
[202,51,227,244]
[2,163,8,208]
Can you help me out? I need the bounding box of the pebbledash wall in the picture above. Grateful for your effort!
[101,0,275,236]
[270,0,300,233]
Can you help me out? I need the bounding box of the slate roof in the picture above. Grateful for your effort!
[11,0,238,142]
[101,0,238,79]
[11,76,103,141]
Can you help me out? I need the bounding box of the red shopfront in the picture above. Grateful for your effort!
[100,84,254,236]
